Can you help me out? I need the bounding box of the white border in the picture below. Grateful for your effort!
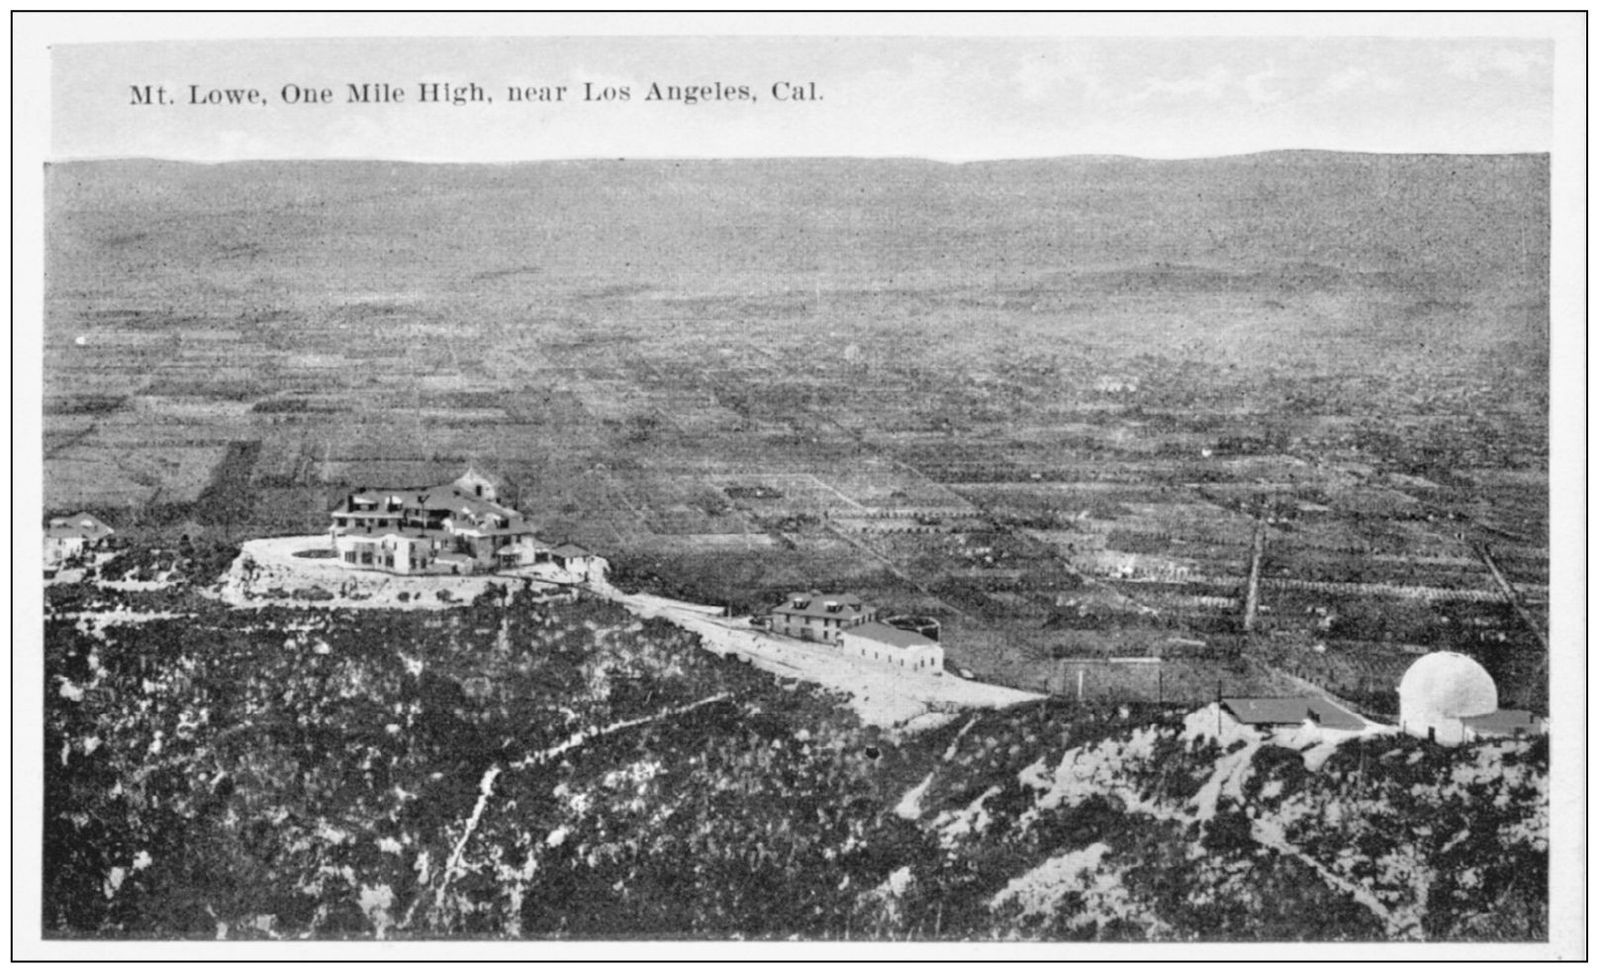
[10,11,1589,962]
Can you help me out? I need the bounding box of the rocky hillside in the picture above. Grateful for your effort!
[865,705,1546,941]
[45,582,1546,941]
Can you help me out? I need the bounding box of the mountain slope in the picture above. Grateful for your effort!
[46,575,1546,941]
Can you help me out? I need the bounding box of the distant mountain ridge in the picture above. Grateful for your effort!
[47,151,1547,301]
[50,148,1550,168]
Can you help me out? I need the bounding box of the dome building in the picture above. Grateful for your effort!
[1397,651,1500,745]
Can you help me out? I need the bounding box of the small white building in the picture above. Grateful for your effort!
[336,531,435,574]
[497,535,550,570]
[44,512,115,568]
[838,621,944,674]
[548,542,595,575]
[1460,709,1546,740]
[453,466,503,502]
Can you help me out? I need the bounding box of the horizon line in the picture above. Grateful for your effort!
[45,147,1553,167]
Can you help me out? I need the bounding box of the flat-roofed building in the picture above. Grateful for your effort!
[1460,709,1545,740]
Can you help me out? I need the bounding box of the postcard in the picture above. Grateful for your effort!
[14,13,1586,960]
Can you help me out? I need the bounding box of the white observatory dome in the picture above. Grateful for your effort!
[1398,651,1498,744]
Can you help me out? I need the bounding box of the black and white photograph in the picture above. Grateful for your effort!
[14,13,1586,959]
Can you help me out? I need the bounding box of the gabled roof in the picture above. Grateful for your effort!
[332,490,405,514]
[771,592,871,620]
[475,522,535,537]
[1221,697,1366,732]
[45,513,114,541]
[414,484,514,517]
[551,543,592,558]
[1460,710,1539,734]
[333,483,519,521]
[844,621,937,649]
[455,466,504,491]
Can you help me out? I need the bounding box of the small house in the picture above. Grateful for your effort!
[1460,709,1545,740]
[548,542,595,574]
[44,512,115,567]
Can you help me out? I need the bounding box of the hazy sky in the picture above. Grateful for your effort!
[50,35,1555,162]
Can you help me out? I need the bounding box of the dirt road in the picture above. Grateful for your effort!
[595,583,1043,729]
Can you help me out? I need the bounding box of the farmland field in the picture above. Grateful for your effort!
[43,153,1549,709]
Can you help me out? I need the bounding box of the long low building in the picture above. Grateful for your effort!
[1220,696,1367,732]
[1459,709,1546,740]
[839,621,944,674]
